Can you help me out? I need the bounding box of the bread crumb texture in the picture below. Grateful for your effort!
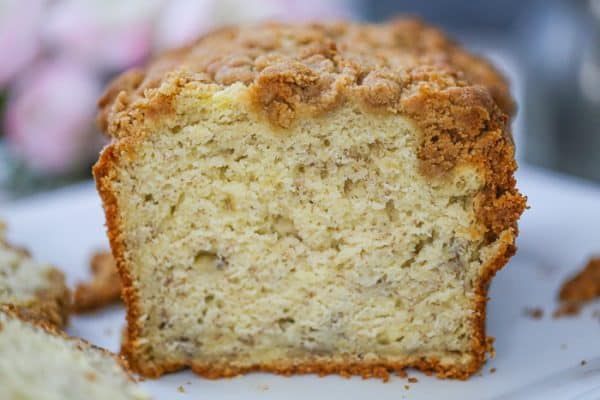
[559,257,600,303]
[554,257,600,317]
[94,19,526,380]
[0,223,70,327]
[0,306,150,400]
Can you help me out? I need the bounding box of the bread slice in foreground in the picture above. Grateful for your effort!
[95,19,526,380]
[0,223,70,327]
[0,306,150,400]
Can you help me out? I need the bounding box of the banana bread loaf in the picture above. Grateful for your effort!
[95,19,526,380]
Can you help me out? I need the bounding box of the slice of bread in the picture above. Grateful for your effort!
[73,251,121,313]
[0,223,70,327]
[0,306,150,400]
[94,19,526,380]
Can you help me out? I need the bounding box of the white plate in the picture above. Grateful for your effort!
[1,164,600,400]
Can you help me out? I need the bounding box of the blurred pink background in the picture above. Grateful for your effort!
[0,0,356,200]
[3,0,599,202]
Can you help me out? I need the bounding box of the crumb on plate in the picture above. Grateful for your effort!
[523,307,544,320]
[73,252,121,313]
[554,257,600,318]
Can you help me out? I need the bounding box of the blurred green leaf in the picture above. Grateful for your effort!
[0,90,6,138]
[0,142,94,202]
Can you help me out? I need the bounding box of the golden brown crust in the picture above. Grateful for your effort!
[93,19,526,380]
[188,356,470,381]
[98,19,514,137]
[400,83,525,240]
[559,257,600,303]
[94,144,143,371]
[97,19,525,239]
[130,357,475,382]
[73,252,122,313]
[1,303,65,338]
[553,257,600,317]
[468,230,515,376]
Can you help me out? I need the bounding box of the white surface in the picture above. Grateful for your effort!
[1,164,599,400]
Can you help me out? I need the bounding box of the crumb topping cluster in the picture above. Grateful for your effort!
[98,19,525,240]
[99,19,513,132]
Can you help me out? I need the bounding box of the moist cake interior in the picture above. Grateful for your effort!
[109,87,507,374]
